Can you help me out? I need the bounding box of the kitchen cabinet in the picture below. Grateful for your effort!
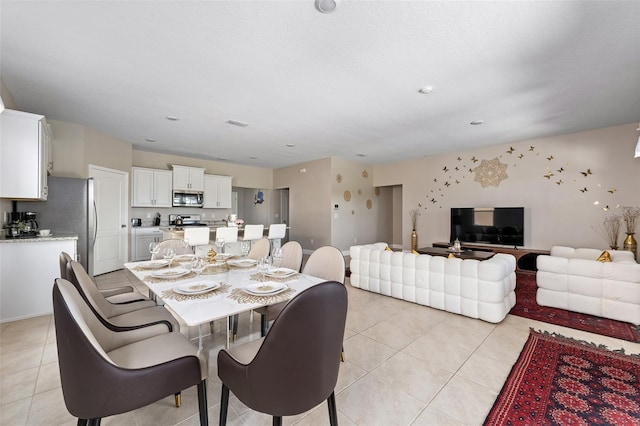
[203,174,232,208]
[0,237,77,322]
[172,165,205,191]
[131,167,172,207]
[131,227,163,261]
[0,109,52,200]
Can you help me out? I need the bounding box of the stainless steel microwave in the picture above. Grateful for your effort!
[172,191,204,207]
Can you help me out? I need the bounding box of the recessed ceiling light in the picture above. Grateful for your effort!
[249,156,258,160]
[315,0,338,14]
[145,138,156,143]
[285,144,295,148]
[418,86,433,94]
[470,120,484,125]
[216,157,228,161]
[227,119,249,127]
[165,115,179,121]
[356,153,367,157]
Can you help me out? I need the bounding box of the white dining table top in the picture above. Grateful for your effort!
[124,260,323,327]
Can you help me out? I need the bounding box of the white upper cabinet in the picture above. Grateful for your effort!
[172,165,204,191]
[203,174,232,208]
[0,109,52,200]
[132,167,172,207]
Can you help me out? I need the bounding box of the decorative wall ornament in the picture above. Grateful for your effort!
[366,199,372,209]
[374,187,380,196]
[362,169,368,178]
[336,174,342,183]
[343,190,351,202]
[473,157,509,188]
[357,189,362,195]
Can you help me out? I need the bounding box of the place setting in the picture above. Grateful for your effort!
[228,281,296,304]
[161,280,231,301]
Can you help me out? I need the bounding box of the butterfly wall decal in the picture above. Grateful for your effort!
[581,169,592,177]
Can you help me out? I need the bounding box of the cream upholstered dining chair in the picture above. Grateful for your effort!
[59,251,135,299]
[67,261,180,332]
[256,245,346,342]
[53,279,209,426]
[218,281,347,426]
[150,239,193,260]
[183,227,211,257]
[247,237,270,259]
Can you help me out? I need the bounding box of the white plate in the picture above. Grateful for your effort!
[146,260,169,269]
[174,281,220,295]
[151,268,190,279]
[228,259,257,268]
[264,268,298,278]
[214,253,235,261]
[243,282,287,295]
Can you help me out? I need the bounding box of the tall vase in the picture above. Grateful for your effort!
[411,230,417,252]
[623,233,637,259]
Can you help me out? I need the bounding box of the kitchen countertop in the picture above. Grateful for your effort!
[0,233,79,243]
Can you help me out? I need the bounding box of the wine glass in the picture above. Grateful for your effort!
[272,247,283,267]
[240,241,250,257]
[149,242,160,258]
[215,237,225,254]
[163,247,175,265]
[191,257,205,276]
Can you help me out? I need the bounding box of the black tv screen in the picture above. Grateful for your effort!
[450,207,524,247]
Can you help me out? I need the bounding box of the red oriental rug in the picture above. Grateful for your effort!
[510,273,640,343]
[484,330,640,425]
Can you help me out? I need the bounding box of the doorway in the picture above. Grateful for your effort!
[89,165,128,275]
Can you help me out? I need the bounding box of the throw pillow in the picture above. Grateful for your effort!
[597,250,611,262]
[385,246,393,251]
[411,249,419,254]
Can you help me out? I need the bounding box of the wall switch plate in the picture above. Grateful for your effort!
[146,213,151,218]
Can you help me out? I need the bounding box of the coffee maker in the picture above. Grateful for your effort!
[23,211,39,235]
[5,211,38,238]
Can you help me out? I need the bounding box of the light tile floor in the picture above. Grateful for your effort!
[2,270,639,425]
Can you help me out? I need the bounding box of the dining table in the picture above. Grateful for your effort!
[124,256,324,349]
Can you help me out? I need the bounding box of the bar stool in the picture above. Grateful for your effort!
[183,227,211,258]
[214,227,239,254]
[239,224,264,253]
[267,223,287,253]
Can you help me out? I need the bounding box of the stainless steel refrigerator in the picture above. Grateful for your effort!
[17,176,95,276]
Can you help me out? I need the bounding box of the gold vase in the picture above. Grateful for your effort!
[411,230,417,252]
[623,233,637,259]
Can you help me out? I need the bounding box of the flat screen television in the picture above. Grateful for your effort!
[450,207,524,247]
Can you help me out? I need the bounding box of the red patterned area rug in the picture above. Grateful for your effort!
[510,273,640,343]
[484,330,640,425]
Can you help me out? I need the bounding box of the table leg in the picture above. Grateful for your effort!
[198,324,203,351]
[226,316,231,349]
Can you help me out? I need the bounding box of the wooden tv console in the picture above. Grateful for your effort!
[432,242,550,274]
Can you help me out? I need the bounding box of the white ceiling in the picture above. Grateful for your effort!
[2,1,639,169]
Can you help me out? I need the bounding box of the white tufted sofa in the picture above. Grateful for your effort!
[536,246,640,325]
[349,243,517,323]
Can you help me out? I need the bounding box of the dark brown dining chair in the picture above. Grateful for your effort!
[59,251,136,299]
[53,279,208,426]
[218,281,348,426]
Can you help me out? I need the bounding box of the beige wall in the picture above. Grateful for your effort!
[329,157,392,249]
[274,158,332,250]
[48,120,132,178]
[374,123,640,257]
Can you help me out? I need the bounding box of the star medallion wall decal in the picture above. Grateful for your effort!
[473,157,509,188]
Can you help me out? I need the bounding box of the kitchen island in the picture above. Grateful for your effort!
[0,233,77,322]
